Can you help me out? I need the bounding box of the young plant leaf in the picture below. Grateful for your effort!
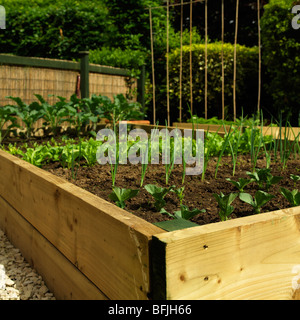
[160,205,205,221]
[239,190,275,214]
[213,192,238,221]
[109,187,139,209]
[144,184,174,211]
[280,187,300,207]
[226,177,254,192]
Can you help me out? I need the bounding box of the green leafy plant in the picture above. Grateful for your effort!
[280,187,300,207]
[290,174,300,188]
[226,177,255,192]
[0,105,19,144]
[144,184,174,212]
[246,168,283,191]
[109,187,139,209]
[7,96,43,139]
[239,191,275,214]
[20,145,52,167]
[161,204,205,221]
[213,192,238,221]
[35,94,70,136]
[66,94,98,136]
[172,186,185,205]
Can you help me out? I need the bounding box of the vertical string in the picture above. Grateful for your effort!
[189,0,193,116]
[233,0,239,121]
[204,0,208,120]
[221,0,225,120]
[149,8,156,125]
[179,0,183,122]
[257,0,261,113]
[167,0,170,126]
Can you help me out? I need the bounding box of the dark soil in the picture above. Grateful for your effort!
[41,154,300,226]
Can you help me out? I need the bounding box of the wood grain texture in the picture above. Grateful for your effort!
[153,207,300,300]
[0,195,108,300]
[0,150,164,300]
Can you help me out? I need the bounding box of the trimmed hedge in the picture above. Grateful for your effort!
[261,0,300,125]
[0,1,109,59]
[166,43,259,121]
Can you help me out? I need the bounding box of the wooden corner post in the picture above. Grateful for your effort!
[79,51,90,99]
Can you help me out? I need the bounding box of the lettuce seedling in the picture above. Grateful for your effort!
[109,187,139,209]
[160,204,205,220]
[280,187,300,207]
[239,190,275,214]
[144,184,174,211]
[213,192,238,221]
[226,177,255,192]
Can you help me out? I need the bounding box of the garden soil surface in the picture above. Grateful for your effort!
[42,154,300,226]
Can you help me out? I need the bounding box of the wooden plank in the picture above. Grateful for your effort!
[0,54,130,76]
[0,150,164,300]
[153,207,300,300]
[0,195,107,300]
[172,122,230,133]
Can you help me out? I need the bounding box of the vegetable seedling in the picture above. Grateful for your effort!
[280,187,300,207]
[160,204,205,221]
[172,186,185,205]
[290,174,300,188]
[213,192,238,221]
[109,187,139,209]
[239,190,275,214]
[144,184,175,212]
[226,177,255,192]
[246,168,283,191]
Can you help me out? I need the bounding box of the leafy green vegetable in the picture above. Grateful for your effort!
[246,168,283,191]
[239,191,275,214]
[172,186,185,205]
[109,187,139,209]
[213,192,238,221]
[0,105,19,144]
[144,184,174,212]
[226,177,255,192]
[7,96,43,139]
[161,204,205,221]
[280,187,300,207]
[290,174,300,188]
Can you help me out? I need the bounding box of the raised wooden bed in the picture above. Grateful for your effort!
[0,149,300,300]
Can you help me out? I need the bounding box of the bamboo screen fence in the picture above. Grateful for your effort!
[0,55,135,107]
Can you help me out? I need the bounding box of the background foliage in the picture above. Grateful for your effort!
[0,0,299,125]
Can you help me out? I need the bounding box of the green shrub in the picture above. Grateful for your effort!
[261,0,300,125]
[0,1,109,59]
[167,43,258,121]
[89,47,147,78]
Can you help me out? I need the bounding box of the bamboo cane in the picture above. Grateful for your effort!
[149,8,156,125]
[257,0,261,113]
[221,0,225,120]
[233,0,239,121]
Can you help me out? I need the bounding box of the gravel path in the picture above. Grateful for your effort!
[0,229,56,300]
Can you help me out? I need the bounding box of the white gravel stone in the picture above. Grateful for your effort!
[0,228,56,300]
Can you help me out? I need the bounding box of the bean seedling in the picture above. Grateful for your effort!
[213,192,238,221]
[109,187,139,209]
[160,204,205,221]
[280,187,300,207]
[144,184,175,212]
[239,190,275,214]
[226,177,255,192]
